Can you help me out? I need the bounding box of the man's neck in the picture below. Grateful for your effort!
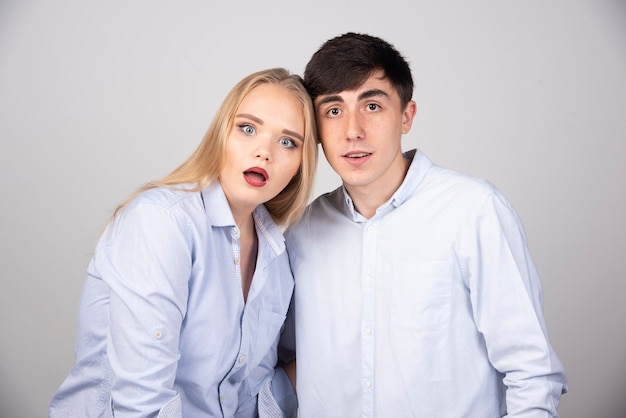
[345,155,410,219]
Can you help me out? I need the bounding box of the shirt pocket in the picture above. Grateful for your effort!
[391,260,452,332]
[252,309,286,369]
[247,309,287,394]
[255,308,286,348]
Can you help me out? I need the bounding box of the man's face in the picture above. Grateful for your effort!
[314,71,417,198]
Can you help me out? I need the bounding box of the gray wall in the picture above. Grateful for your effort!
[1,0,624,416]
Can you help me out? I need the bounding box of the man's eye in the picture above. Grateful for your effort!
[239,124,256,135]
[367,103,379,111]
[327,108,340,117]
[279,138,297,148]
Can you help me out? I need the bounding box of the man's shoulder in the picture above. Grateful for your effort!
[404,150,498,203]
[286,186,344,236]
[309,186,345,211]
[425,163,498,199]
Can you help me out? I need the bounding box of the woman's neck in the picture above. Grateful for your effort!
[233,211,257,303]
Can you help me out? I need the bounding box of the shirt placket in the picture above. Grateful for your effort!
[361,221,377,417]
[217,225,249,416]
[230,226,242,288]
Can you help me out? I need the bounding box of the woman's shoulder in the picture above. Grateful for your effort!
[131,184,202,210]
[111,185,207,231]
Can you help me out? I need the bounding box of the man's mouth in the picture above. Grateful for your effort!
[344,152,371,158]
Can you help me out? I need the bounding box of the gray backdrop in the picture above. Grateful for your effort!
[1,0,625,416]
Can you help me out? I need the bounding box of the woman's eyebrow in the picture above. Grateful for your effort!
[283,129,304,142]
[237,113,303,141]
[236,113,263,124]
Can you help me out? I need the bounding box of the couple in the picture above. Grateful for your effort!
[50,33,567,417]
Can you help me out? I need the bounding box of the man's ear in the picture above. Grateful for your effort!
[401,100,417,134]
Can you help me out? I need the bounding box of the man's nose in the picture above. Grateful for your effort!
[345,111,365,140]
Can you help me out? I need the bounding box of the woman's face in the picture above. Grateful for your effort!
[219,83,304,217]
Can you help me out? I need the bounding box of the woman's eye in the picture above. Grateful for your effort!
[239,124,256,135]
[279,138,297,148]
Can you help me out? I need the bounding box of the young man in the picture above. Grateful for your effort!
[281,33,567,417]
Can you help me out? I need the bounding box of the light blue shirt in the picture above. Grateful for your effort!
[283,149,567,417]
[50,182,296,417]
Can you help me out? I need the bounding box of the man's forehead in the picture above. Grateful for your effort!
[315,77,394,107]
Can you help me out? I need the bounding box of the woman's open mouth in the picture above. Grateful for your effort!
[243,167,269,187]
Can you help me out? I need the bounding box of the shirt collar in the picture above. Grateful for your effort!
[341,149,433,220]
[390,149,433,208]
[201,181,236,227]
[201,181,285,255]
[252,203,286,256]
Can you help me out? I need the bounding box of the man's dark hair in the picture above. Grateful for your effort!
[304,32,414,108]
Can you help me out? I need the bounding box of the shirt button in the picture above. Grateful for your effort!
[367,226,374,232]
[220,395,225,404]
[239,355,246,363]
[364,327,372,335]
[234,257,240,265]
[363,379,372,388]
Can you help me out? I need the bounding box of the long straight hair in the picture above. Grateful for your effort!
[113,68,318,226]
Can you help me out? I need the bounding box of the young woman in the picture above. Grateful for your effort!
[49,68,317,417]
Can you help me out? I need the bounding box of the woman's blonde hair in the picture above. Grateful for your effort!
[113,68,318,226]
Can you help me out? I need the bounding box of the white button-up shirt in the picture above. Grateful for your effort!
[283,149,567,417]
[50,182,296,417]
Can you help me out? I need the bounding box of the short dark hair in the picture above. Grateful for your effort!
[304,32,414,108]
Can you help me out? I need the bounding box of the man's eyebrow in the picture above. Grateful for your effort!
[316,95,343,107]
[358,89,389,101]
[316,89,390,108]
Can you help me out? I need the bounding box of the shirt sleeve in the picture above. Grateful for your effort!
[92,200,193,417]
[257,367,297,418]
[465,190,567,417]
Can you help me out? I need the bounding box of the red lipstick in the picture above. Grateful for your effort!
[243,167,269,187]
